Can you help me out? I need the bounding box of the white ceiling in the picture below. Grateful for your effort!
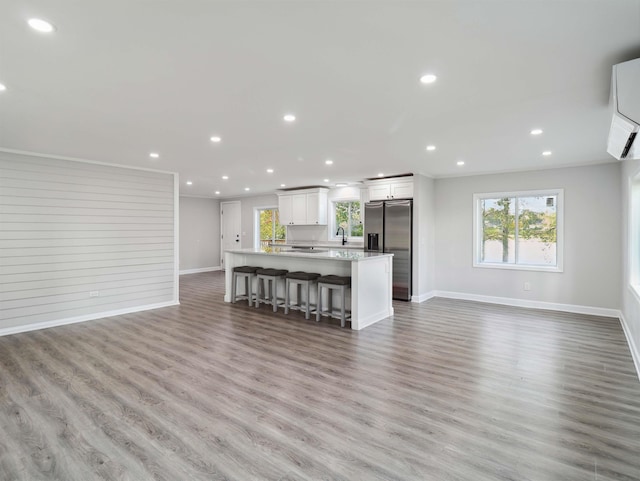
[1,1,639,198]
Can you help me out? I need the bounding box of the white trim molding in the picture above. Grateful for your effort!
[433,290,620,318]
[179,266,222,275]
[619,312,640,381]
[0,301,180,337]
[411,291,437,303]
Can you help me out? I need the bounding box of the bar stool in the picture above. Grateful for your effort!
[231,266,262,306]
[316,275,352,327]
[284,271,321,320]
[255,268,289,312]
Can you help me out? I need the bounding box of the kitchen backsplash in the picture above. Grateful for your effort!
[286,225,327,242]
[286,225,364,247]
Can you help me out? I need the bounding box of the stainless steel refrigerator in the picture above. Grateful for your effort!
[364,199,412,301]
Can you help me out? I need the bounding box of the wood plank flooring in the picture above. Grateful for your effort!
[1,271,639,480]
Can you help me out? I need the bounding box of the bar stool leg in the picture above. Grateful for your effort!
[272,278,278,312]
[284,278,290,314]
[341,285,346,328]
[255,277,262,308]
[231,273,238,304]
[316,284,322,322]
[305,281,311,320]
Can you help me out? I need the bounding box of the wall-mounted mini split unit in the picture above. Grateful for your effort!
[607,58,640,160]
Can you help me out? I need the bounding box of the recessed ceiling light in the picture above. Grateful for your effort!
[530,129,543,135]
[266,168,274,173]
[0,83,6,91]
[280,184,286,187]
[283,114,296,122]
[457,161,465,166]
[323,179,330,183]
[222,175,229,180]
[426,145,436,151]
[186,181,193,186]
[420,74,437,84]
[377,173,384,177]
[215,191,220,195]
[325,159,333,165]
[244,187,250,191]
[335,183,348,187]
[28,18,55,33]
[149,152,159,158]
[210,136,221,143]
[542,151,552,156]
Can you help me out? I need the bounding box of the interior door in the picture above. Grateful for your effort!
[220,201,241,270]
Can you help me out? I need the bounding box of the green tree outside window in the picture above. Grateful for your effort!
[481,195,557,266]
[259,209,285,248]
[335,201,363,237]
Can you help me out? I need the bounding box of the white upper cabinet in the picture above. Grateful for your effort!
[367,178,414,201]
[278,189,328,225]
[291,193,307,224]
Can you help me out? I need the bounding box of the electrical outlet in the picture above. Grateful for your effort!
[523,282,531,291]
[89,291,100,297]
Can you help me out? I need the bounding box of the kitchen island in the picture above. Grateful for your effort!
[224,247,393,330]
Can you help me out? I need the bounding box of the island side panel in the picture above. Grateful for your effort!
[224,251,245,302]
[351,255,393,330]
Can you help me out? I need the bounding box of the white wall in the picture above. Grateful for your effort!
[621,158,640,374]
[434,163,621,311]
[0,150,178,334]
[179,196,220,273]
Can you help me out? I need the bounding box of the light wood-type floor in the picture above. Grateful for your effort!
[1,272,639,481]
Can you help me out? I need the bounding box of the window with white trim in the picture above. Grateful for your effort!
[333,200,363,238]
[473,189,563,271]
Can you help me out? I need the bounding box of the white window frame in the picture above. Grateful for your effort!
[253,206,285,249]
[630,172,640,300]
[472,189,564,272]
[330,199,364,241]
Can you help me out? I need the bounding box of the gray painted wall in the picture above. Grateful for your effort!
[434,163,621,309]
[413,174,436,299]
[0,151,177,331]
[621,157,640,368]
[238,194,279,248]
[179,196,220,271]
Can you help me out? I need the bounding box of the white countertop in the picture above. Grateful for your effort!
[271,242,365,251]
[226,247,392,262]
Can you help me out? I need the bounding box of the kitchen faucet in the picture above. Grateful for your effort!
[336,226,347,245]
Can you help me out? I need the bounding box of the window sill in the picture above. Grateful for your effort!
[473,262,563,273]
[630,284,640,304]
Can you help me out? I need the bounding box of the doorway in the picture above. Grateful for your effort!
[220,201,241,270]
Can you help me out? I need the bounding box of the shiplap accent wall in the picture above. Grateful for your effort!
[0,150,179,334]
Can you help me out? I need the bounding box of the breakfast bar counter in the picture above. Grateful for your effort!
[224,247,393,330]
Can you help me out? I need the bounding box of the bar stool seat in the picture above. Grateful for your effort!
[316,275,352,327]
[284,271,321,320]
[231,265,262,306]
[255,268,289,312]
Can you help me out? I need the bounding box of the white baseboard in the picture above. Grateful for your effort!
[433,290,621,318]
[353,307,394,330]
[179,266,221,275]
[411,291,436,303]
[619,312,640,381]
[0,300,180,337]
